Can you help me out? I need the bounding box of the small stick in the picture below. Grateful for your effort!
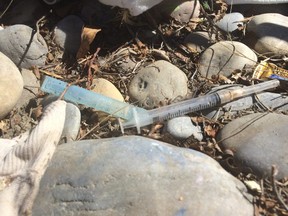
[271,165,288,211]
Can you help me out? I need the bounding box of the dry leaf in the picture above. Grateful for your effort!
[77,27,101,59]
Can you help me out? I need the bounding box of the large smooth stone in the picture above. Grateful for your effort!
[243,13,288,55]
[129,60,188,108]
[54,15,84,55]
[16,69,40,108]
[198,41,257,79]
[217,113,288,179]
[0,24,48,69]
[33,136,253,215]
[204,84,288,119]
[0,52,23,119]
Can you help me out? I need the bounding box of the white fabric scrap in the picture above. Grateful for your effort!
[0,100,66,215]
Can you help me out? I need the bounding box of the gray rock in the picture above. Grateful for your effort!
[0,52,23,119]
[129,60,188,108]
[184,31,216,53]
[204,84,288,119]
[16,69,40,108]
[33,136,253,216]
[243,13,288,55]
[54,15,84,55]
[216,12,244,32]
[166,116,203,140]
[198,41,257,79]
[41,96,81,143]
[217,113,288,179]
[0,24,48,69]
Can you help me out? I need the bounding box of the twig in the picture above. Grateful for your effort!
[271,165,288,211]
[0,0,14,19]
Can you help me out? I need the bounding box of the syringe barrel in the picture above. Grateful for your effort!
[218,79,280,104]
[147,93,221,122]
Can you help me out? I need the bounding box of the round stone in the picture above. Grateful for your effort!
[0,24,48,69]
[0,52,23,119]
[217,113,288,179]
[91,78,124,102]
[184,31,216,53]
[54,15,84,55]
[216,12,244,32]
[33,136,253,215]
[198,41,257,79]
[166,116,203,140]
[243,13,288,55]
[129,60,188,109]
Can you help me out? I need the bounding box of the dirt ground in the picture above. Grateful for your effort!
[0,0,288,215]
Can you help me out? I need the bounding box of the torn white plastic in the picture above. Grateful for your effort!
[0,100,66,215]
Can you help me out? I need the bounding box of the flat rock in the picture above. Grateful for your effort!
[16,69,40,108]
[204,84,288,119]
[216,12,244,32]
[198,41,257,79]
[0,24,48,69]
[166,116,203,140]
[54,15,84,55]
[33,136,253,216]
[217,113,288,179]
[0,52,23,119]
[184,31,216,53]
[243,13,288,55]
[129,60,188,108]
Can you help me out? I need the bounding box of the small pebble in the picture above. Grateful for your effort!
[54,15,84,55]
[0,24,48,69]
[0,52,23,119]
[129,60,188,109]
[166,116,203,141]
[198,41,257,79]
[217,113,288,179]
[216,12,244,32]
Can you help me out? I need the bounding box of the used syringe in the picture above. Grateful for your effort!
[120,79,280,133]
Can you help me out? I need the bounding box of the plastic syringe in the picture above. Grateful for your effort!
[120,79,280,133]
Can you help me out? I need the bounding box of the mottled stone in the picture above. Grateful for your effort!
[0,24,48,69]
[166,116,203,140]
[129,60,188,109]
[198,41,257,79]
[0,52,23,119]
[243,13,288,55]
[217,113,288,179]
[33,136,253,216]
